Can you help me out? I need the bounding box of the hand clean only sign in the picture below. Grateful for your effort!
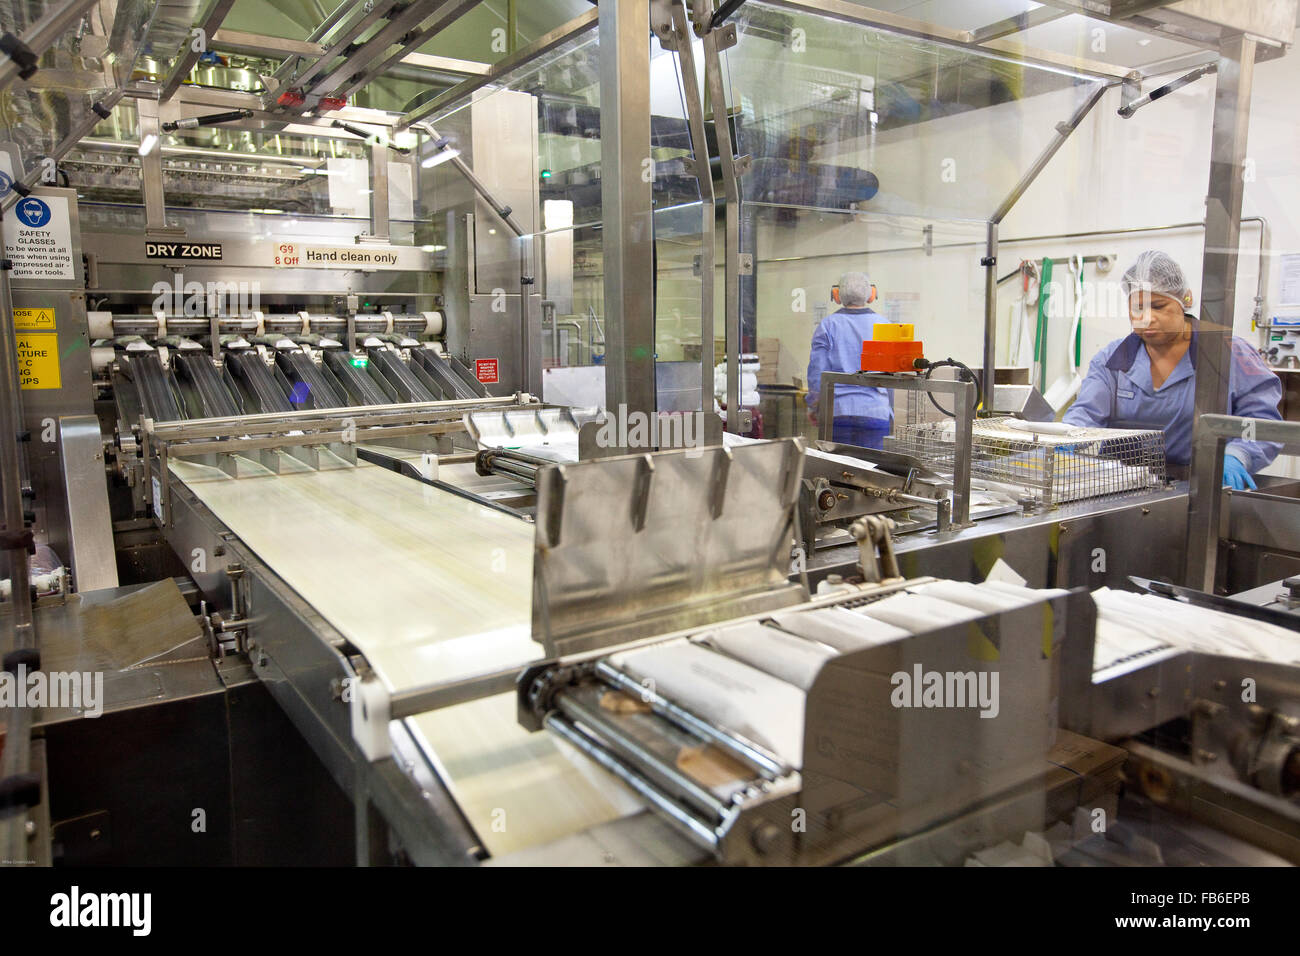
[2,194,76,280]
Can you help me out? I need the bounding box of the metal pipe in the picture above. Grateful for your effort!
[159,0,239,101]
[544,712,720,850]
[149,394,528,436]
[672,0,717,415]
[554,690,730,821]
[556,319,583,364]
[75,137,331,166]
[981,221,997,414]
[1118,63,1216,118]
[990,81,1113,226]
[701,25,742,432]
[1186,34,1258,591]
[594,660,788,780]
[599,0,656,435]
[414,124,524,236]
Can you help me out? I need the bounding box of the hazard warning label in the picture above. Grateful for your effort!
[14,332,60,389]
[14,307,55,330]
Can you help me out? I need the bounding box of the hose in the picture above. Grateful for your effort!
[917,357,982,419]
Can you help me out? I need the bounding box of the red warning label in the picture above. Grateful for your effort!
[475,358,499,384]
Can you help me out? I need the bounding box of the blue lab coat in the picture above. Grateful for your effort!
[1061,329,1282,472]
[806,306,895,426]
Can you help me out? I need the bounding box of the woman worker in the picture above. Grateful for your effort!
[1062,250,1282,488]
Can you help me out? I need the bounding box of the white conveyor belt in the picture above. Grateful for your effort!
[170,456,639,856]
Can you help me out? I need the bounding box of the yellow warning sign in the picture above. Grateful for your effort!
[15,332,60,389]
[14,308,56,330]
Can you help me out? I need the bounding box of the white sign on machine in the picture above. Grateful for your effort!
[2,192,76,280]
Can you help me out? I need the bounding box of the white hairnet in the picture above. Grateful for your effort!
[839,271,872,307]
[1121,250,1192,307]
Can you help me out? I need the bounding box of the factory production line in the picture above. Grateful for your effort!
[2,0,1300,868]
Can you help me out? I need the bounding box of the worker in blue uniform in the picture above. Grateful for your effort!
[1062,250,1282,488]
[806,271,895,449]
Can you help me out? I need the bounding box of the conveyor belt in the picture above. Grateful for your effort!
[226,350,294,414]
[123,352,183,422]
[412,349,485,400]
[276,350,346,409]
[174,352,241,418]
[323,349,390,406]
[368,347,438,403]
[169,458,639,854]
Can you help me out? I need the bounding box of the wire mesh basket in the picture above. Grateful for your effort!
[885,417,1168,507]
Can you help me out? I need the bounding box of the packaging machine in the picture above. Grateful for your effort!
[90,429,1295,865]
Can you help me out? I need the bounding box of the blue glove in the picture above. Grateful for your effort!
[1222,455,1256,490]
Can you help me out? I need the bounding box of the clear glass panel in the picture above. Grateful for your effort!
[728,3,1106,221]
[0,0,167,183]
[706,2,1111,439]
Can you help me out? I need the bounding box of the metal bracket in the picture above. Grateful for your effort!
[716,21,739,50]
[851,514,900,584]
[0,33,38,80]
[650,0,677,46]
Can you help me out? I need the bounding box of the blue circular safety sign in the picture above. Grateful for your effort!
[16,196,52,228]
[0,171,12,197]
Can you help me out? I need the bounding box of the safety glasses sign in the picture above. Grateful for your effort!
[2,194,76,280]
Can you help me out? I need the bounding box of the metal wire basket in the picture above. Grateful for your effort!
[885,417,1167,507]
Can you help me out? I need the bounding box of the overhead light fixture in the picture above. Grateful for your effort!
[250,208,285,215]
[421,147,461,169]
[138,133,159,156]
[420,244,447,252]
